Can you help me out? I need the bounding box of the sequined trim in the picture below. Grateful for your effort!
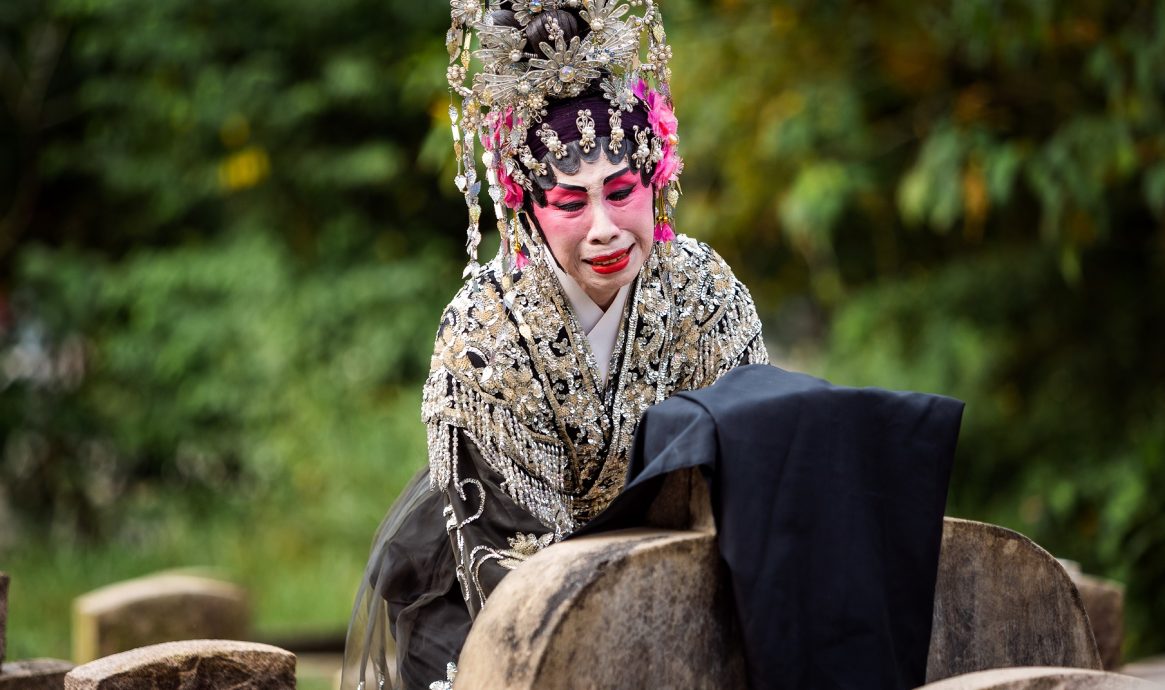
[427,662,457,690]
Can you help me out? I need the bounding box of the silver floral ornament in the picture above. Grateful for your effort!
[580,0,630,36]
[600,74,637,111]
[450,0,481,26]
[530,35,601,97]
[477,24,528,75]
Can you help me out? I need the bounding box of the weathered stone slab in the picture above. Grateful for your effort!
[917,666,1157,689]
[0,571,8,670]
[64,639,294,689]
[72,573,249,664]
[927,519,1102,683]
[0,658,74,689]
[455,528,745,690]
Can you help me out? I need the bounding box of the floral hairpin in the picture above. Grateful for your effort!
[518,145,548,178]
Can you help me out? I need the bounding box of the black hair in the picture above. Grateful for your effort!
[488,3,591,52]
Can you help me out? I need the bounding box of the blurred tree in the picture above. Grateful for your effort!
[1,0,462,264]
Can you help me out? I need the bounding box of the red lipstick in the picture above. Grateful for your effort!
[585,246,633,275]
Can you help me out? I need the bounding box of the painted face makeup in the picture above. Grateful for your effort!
[531,157,655,310]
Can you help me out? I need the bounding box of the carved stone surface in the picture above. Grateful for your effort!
[0,659,74,689]
[64,639,295,690]
[926,519,1103,683]
[0,571,8,671]
[918,666,1157,689]
[455,528,745,690]
[72,573,249,664]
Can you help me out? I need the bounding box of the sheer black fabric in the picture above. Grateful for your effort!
[340,432,548,690]
[340,468,467,689]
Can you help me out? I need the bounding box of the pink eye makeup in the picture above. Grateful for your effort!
[547,188,587,212]
[545,169,645,213]
[604,171,640,189]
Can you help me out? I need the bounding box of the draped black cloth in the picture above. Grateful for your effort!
[577,364,965,689]
[344,364,963,689]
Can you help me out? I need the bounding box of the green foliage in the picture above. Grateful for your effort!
[673,0,1165,288]
[3,232,450,535]
[1,0,460,261]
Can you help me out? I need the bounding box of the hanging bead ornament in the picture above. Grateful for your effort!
[537,123,568,160]
[607,108,625,153]
[576,109,597,154]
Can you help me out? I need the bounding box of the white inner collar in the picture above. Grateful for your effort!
[547,252,630,386]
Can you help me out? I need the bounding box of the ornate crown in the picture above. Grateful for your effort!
[445,0,682,282]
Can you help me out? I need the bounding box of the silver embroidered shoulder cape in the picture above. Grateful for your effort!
[422,234,767,613]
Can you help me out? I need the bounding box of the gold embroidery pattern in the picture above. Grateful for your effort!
[423,235,767,541]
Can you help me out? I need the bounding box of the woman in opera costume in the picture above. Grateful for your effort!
[342,2,964,689]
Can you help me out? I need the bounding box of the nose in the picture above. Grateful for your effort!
[587,200,620,245]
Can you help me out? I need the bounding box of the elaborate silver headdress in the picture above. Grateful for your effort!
[445,0,683,282]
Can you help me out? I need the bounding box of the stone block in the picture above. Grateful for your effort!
[1063,565,1125,670]
[0,659,74,689]
[64,639,295,689]
[927,519,1102,683]
[918,666,1156,689]
[72,573,249,664]
[456,528,744,690]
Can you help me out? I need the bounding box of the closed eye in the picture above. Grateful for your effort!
[607,186,635,201]
[553,201,586,212]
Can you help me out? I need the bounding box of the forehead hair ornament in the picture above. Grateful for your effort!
[537,123,568,159]
[446,0,684,282]
[576,109,597,153]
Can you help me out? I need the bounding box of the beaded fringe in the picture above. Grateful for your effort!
[424,369,574,535]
